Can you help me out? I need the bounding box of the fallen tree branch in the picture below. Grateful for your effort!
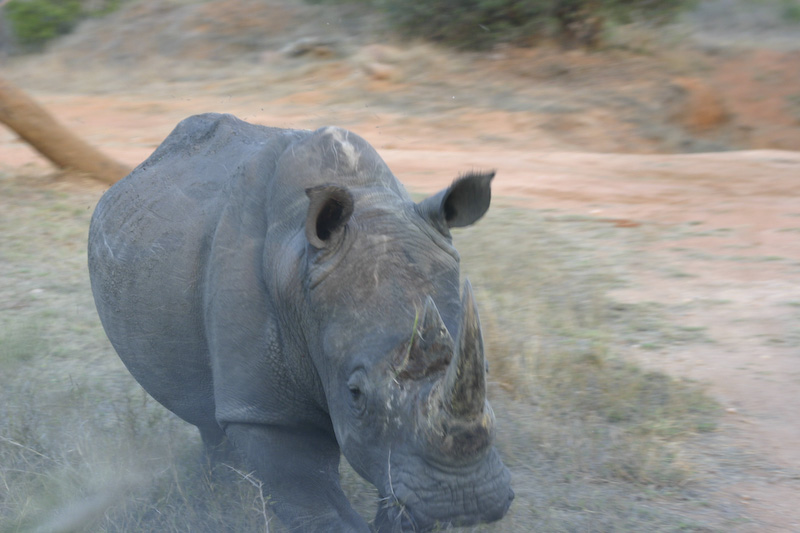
[0,76,131,183]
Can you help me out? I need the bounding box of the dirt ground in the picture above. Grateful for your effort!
[1,2,800,530]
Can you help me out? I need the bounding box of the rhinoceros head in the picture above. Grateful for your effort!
[300,169,513,532]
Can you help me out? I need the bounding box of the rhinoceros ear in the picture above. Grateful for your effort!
[418,171,494,230]
[305,185,354,249]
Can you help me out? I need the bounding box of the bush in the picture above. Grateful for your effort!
[4,0,82,49]
[374,0,695,49]
[3,0,126,51]
[374,0,548,50]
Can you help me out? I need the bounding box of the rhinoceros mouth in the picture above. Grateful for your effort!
[374,501,418,533]
[376,487,513,533]
[375,447,513,533]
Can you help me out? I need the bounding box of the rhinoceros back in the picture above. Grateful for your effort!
[88,113,302,427]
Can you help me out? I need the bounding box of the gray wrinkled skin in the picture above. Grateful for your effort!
[88,113,513,532]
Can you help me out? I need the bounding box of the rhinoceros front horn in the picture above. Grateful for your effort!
[442,279,486,419]
[395,296,454,380]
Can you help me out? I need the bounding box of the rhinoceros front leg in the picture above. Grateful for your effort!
[225,423,370,533]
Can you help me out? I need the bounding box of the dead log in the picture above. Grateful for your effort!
[0,76,131,183]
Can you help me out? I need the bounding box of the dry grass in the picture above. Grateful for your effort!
[0,172,722,532]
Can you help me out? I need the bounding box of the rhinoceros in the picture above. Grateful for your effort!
[88,113,513,532]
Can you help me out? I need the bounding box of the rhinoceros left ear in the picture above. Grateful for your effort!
[305,185,354,249]
[417,171,494,230]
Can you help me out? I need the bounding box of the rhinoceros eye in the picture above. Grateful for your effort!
[347,372,367,416]
[349,385,362,402]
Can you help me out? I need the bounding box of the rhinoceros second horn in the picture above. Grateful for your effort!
[442,279,487,420]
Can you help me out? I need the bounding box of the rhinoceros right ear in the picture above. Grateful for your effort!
[417,171,494,231]
[305,185,354,249]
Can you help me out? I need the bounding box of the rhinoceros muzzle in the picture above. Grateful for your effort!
[375,445,513,532]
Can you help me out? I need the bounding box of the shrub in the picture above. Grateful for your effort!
[374,0,549,50]
[373,0,695,49]
[4,0,82,49]
[783,0,800,23]
[3,0,126,51]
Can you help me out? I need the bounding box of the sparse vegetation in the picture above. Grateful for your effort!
[332,0,696,49]
[3,0,127,50]
[455,209,718,485]
[0,172,720,532]
[782,0,800,22]
[4,0,82,49]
